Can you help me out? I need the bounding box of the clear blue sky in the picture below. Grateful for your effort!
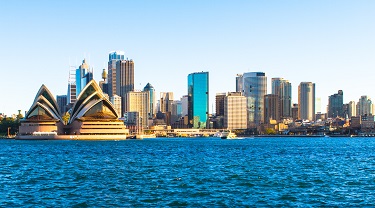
[1,0,374,116]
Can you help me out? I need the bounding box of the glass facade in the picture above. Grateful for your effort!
[242,72,267,127]
[188,72,209,128]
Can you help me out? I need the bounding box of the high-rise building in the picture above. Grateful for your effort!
[171,100,182,124]
[116,59,134,115]
[328,90,344,118]
[127,91,150,128]
[215,93,226,116]
[160,92,174,113]
[108,51,125,97]
[110,94,122,116]
[272,78,292,118]
[238,72,267,127]
[356,96,373,116]
[76,59,93,97]
[298,82,315,121]
[181,95,188,117]
[264,94,280,124]
[56,95,67,115]
[143,83,156,119]
[236,74,243,93]
[188,72,209,128]
[292,103,299,121]
[224,92,247,130]
[67,67,76,105]
[348,101,356,118]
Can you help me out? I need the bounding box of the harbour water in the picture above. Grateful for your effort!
[1,137,375,206]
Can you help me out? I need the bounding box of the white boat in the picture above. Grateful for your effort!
[215,130,237,139]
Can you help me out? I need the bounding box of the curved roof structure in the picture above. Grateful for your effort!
[69,80,119,123]
[25,85,62,121]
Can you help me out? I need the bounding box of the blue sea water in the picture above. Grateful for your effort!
[1,137,375,207]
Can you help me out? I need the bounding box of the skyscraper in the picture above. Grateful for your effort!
[224,92,247,130]
[116,59,134,116]
[143,83,156,119]
[328,90,344,118]
[56,95,67,115]
[127,91,150,128]
[108,51,125,97]
[272,78,292,118]
[238,72,267,127]
[76,59,93,97]
[356,96,373,116]
[160,92,174,113]
[264,94,280,124]
[236,74,243,93]
[188,72,209,128]
[348,101,356,118]
[67,67,76,105]
[298,82,315,121]
[215,93,226,117]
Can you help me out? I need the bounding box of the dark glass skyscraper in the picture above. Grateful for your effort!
[328,90,344,118]
[188,72,209,128]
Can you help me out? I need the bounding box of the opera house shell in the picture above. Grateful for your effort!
[17,80,128,140]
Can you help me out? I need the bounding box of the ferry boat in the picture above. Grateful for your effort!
[214,130,237,139]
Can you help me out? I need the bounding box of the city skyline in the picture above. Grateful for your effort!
[1,1,374,116]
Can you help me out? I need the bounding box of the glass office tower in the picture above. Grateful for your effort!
[242,72,267,127]
[188,72,209,128]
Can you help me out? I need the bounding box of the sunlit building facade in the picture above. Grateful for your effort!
[108,51,125,97]
[298,82,315,121]
[224,92,247,130]
[127,91,150,128]
[116,59,134,115]
[356,96,373,116]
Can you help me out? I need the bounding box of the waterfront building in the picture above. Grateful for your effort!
[188,72,209,128]
[272,78,292,118]
[56,95,67,114]
[127,91,150,128]
[348,101,356,118]
[298,82,315,121]
[76,59,93,97]
[224,92,247,130]
[19,80,128,139]
[238,72,267,127]
[264,94,280,124]
[328,90,344,118]
[107,51,125,97]
[215,93,226,116]
[19,85,62,135]
[110,94,122,116]
[356,96,373,116]
[143,83,156,119]
[116,59,134,115]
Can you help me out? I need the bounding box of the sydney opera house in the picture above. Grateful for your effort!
[16,80,129,140]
